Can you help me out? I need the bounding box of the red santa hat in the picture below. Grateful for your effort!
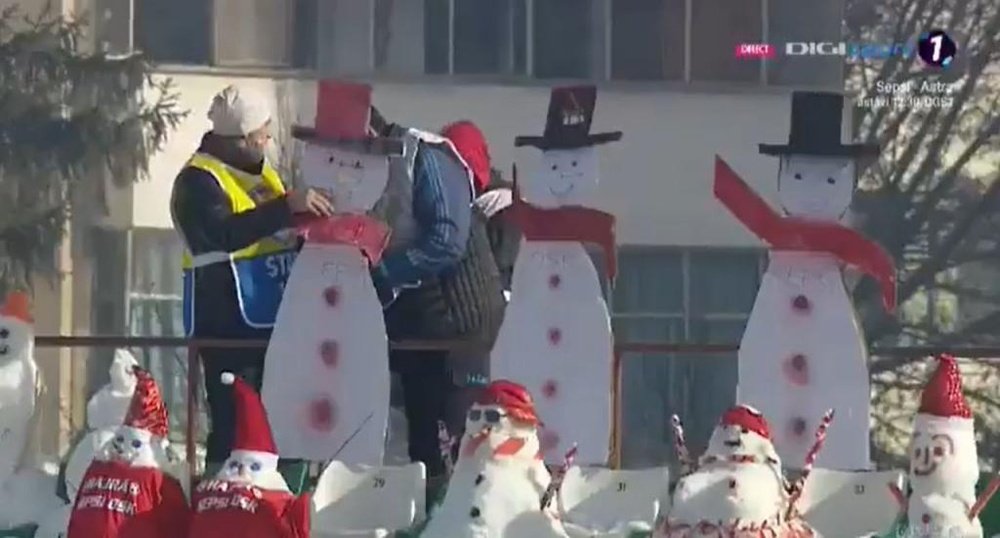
[475,379,541,426]
[123,366,169,438]
[1,291,33,324]
[220,372,278,456]
[918,354,972,419]
[719,404,772,441]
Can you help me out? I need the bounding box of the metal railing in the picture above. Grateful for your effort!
[32,335,1000,486]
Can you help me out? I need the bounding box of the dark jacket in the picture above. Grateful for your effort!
[476,180,520,292]
[170,133,294,338]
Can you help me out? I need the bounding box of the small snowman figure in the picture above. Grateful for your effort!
[421,380,569,538]
[0,291,40,485]
[190,373,310,538]
[715,91,896,471]
[492,85,620,466]
[67,367,189,538]
[884,355,983,538]
[86,349,139,429]
[262,80,399,466]
[658,405,816,537]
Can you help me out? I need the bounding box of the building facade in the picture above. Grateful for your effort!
[27,0,847,465]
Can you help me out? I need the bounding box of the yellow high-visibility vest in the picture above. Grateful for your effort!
[180,153,289,269]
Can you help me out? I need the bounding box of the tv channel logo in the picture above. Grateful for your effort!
[734,43,776,59]
[784,42,916,60]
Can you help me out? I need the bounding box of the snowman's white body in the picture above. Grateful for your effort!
[85,348,138,430]
[733,155,871,471]
[491,147,612,465]
[262,144,393,465]
[738,250,869,470]
[422,404,569,538]
[665,461,788,533]
[0,314,38,487]
[907,494,982,538]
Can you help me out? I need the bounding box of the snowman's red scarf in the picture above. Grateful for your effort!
[714,156,896,312]
[504,191,617,280]
[293,214,391,265]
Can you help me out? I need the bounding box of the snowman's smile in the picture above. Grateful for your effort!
[549,182,575,198]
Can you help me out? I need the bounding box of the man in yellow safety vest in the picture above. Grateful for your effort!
[169,85,334,472]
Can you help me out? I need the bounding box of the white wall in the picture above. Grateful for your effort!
[135,73,798,247]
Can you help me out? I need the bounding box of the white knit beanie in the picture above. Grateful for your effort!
[207,85,271,136]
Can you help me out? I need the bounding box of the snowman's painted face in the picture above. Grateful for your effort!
[777,155,856,220]
[300,144,390,213]
[107,426,160,467]
[0,320,29,364]
[705,425,779,464]
[521,147,598,208]
[909,415,978,494]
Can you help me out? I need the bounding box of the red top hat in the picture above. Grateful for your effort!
[719,404,772,441]
[123,366,169,438]
[1,291,32,324]
[220,372,278,454]
[475,380,541,426]
[515,85,622,150]
[291,80,403,156]
[919,354,973,419]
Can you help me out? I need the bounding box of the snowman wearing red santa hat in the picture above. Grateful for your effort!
[188,373,310,538]
[882,355,984,538]
[658,404,816,537]
[420,379,570,538]
[67,366,189,538]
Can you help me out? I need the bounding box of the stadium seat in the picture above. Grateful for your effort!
[311,461,426,537]
[557,466,671,537]
[797,468,906,538]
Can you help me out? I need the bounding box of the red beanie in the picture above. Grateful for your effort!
[442,120,491,193]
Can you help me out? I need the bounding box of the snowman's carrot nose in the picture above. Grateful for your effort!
[1,291,32,323]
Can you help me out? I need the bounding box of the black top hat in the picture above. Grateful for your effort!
[759,92,879,158]
[291,80,403,156]
[515,86,622,150]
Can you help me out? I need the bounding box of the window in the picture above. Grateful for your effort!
[424,0,527,76]
[128,229,201,442]
[766,0,844,86]
[689,0,763,83]
[612,248,762,468]
[133,0,317,68]
[611,0,684,80]
[532,0,598,79]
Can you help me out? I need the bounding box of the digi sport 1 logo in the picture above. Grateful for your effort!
[917,29,957,68]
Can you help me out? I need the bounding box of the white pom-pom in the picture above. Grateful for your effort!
[221,372,236,385]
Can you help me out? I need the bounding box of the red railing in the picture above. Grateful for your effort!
[32,335,1000,486]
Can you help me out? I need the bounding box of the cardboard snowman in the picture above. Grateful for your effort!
[190,373,311,538]
[492,85,619,466]
[421,380,570,538]
[261,80,398,465]
[715,91,896,471]
[658,405,816,537]
[0,291,40,485]
[66,366,189,538]
[881,355,984,538]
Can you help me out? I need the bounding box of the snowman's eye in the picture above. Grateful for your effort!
[551,164,558,171]
[571,161,577,167]
[115,436,124,443]
[228,461,240,469]
[933,446,944,457]
[826,177,836,184]
[0,328,8,339]
[0,345,7,355]
[354,161,362,169]
[740,428,748,434]
[250,462,261,472]
[131,440,142,449]
[327,155,335,164]
[794,173,803,180]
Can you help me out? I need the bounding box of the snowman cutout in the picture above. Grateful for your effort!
[492,85,619,466]
[261,80,398,465]
[715,91,896,471]
[66,366,189,538]
[0,291,39,486]
[889,355,984,538]
[658,405,816,537]
[421,380,569,538]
